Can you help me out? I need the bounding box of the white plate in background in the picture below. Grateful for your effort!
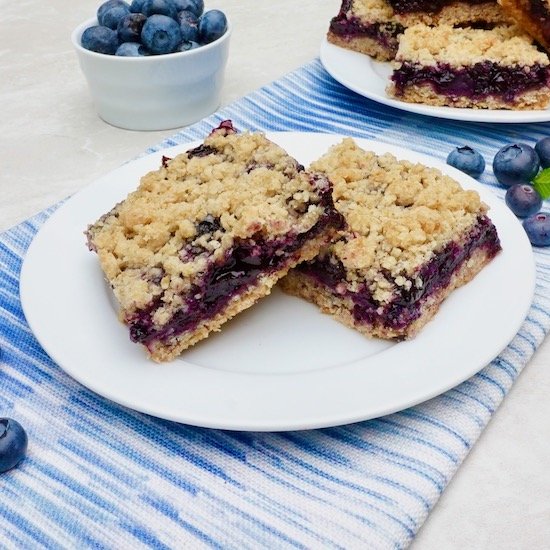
[320,38,550,124]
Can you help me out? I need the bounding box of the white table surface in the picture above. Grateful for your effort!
[3,0,550,547]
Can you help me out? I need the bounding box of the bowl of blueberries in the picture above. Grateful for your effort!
[71,0,230,130]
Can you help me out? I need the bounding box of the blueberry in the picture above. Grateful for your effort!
[446,145,485,178]
[99,2,131,30]
[176,10,199,42]
[196,215,221,235]
[198,9,227,44]
[142,0,178,19]
[176,40,200,52]
[116,41,148,56]
[493,143,540,187]
[129,0,145,12]
[505,184,543,218]
[0,418,28,473]
[141,14,182,54]
[98,0,129,23]
[173,0,203,16]
[535,137,550,168]
[117,12,147,42]
[523,212,550,246]
[81,25,120,55]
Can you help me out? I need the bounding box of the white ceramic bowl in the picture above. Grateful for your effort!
[71,17,231,131]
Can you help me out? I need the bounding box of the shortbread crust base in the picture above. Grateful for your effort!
[386,82,550,109]
[327,31,398,61]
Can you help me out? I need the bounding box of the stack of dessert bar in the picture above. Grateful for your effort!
[327,0,508,61]
[87,123,501,361]
[328,0,550,109]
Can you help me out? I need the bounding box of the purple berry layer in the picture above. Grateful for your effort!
[391,61,550,102]
[329,9,404,52]
[127,187,343,349]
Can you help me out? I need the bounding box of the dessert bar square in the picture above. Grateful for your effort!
[387,24,550,109]
[280,138,501,340]
[328,0,405,61]
[498,0,550,52]
[327,0,508,62]
[86,122,343,362]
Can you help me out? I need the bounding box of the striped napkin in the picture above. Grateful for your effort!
[1,60,549,549]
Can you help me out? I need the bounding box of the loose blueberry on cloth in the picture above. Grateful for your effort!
[493,143,540,187]
[505,184,543,218]
[446,145,485,177]
[0,418,28,473]
[535,137,550,168]
[523,212,550,246]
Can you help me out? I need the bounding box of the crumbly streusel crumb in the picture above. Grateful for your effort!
[387,81,550,109]
[346,0,396,20]
[395,23,548,66]
[309,138,487,303]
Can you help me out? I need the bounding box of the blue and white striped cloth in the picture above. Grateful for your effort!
[1,59,549,549]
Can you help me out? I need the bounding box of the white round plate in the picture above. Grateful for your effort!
[20,132,535,431]
[320,38,550,123]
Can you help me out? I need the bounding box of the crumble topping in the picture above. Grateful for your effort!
[87,129,328,314]
[395,23,549,66]
[392,2,509,26]
[346,0,396,21]
[309,138,487,302]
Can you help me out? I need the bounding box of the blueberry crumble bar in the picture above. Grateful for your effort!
[86,122,343,362]
[387,24,550,109]
[280,138,501,340]
[498,0,550,52]
[328,0,405,61]
[327,0,508,61]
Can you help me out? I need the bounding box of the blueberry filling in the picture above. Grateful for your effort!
[196,214,222,236]
[186,144,219,158]
[391,61,550,102]
[296,216,500,332]
[388,0,487,15]
[128,209,342,346]
[186,120,237,158]
[178,216,224,260]
[330,15,404,50]
[212,119,236,135]
[128,181,344,347]
[246,162,275,173]
[458,21,497,30]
